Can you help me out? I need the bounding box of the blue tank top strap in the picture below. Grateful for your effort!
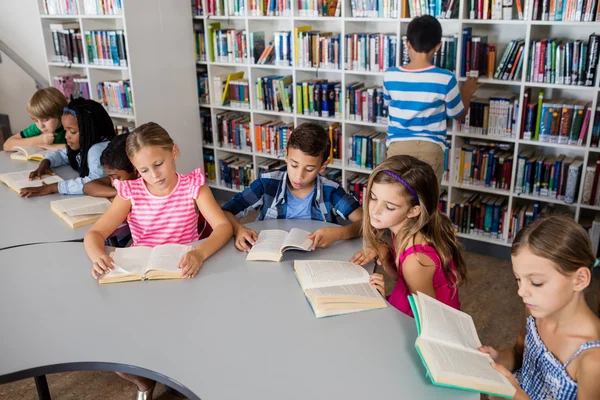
[563,340,600,369]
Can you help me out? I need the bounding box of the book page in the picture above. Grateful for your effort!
[308,282,382,300]
[111,247,153,275]
[418,292,482,350]
[146,244,191,273]
[247,230,288,256]
[0,171,63,190]
[281,228,313,252]
[295,260,370,290]
[418,339,513,388]
[13,146,47,158]
[52,196,111,216]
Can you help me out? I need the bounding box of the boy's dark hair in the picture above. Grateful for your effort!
[101,133,135,172]
[407,15,442,54]
[63,98,115,177]
[287,122,330,163]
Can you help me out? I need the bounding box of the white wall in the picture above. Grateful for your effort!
[0,0,48,134]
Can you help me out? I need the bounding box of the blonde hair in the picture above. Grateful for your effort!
[27,87,67,119]
[362,155,468,288]
[126,122,174,159]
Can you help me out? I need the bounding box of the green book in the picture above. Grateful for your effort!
[207,22,221,62]
[533,90,544,141]
[408,292,517,399]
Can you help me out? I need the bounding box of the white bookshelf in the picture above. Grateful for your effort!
[190,1,600,247]
[37,0,202,174]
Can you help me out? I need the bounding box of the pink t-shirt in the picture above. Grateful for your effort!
[114,168,205,247]
[388,242,461,317]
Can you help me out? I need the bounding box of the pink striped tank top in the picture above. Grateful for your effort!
[388,242,461,317]
[114,168,205,247]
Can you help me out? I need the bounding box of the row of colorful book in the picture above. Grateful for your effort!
[43,0,78,15]
[212,71,246,106]
[347,174,368,205]
[450,194,507,239]
[207,0,247,16]
[492,39,525,81]
[200,110,213,145]
[96,80,133,115]
[349,0,402,17]
[297,80,342,118]
[203,152,216,182]
[520,90,591,145]
[197,71,210,105]
[254,121,294,157]
[348,131,387,170]
[468,0,515,19]
[582,158,600,207]
[195,30,207,62]
[249,31,292,66]
[85,30,128,67]
[216,112,252,151]
[251,0,293,15]
[220,155,255,190]
[295,28,341,70]
[114,122,134,136]
[345,84,388,124]
[508,202,562,243]
[257,75,294,113]
[212,29,248,64]
[515,151,583,204]
[456,142,514,190]
[83,0,122,15]
[406,0,459,17]
[462,35,496,78]
[298,0,341,16]
[457,96,519,138]
[50,23,84,64]
[54,75,90,101]
[523,0,600,21]
[526,35,600,87]
[345,33,398,73]
[323,169,342,185]
[401,35,457,72]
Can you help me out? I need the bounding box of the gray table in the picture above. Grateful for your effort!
[0,152,94,249]
[0,220,477,400]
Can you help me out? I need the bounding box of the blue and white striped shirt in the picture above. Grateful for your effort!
[383,66,463,151]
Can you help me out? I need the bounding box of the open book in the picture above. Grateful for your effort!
[246,228,313,262]
[10,146,50,161]
[51,196,112,228]
[294,260,387,318]
[0,170,63,193]
[99,244,192,284]
[408,292,516,398]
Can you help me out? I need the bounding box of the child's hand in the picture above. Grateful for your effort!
[235,227,258,252]
[91,254,115,279]
[178,249,204,278]
[490,362,528,399]
[19,182,55,198]
[462,76,484,96]
[478,346,500,362]
[29,159,54,180]
[351,246,389,266]
[370,273,386,297]
[36,132,55,146]
[307,227,340,249]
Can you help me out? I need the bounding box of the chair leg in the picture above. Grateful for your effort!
[34,375,51,400]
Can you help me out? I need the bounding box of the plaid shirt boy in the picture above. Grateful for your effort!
[222,166,360,223]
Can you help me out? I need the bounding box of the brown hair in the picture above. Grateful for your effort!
[126,122,174,159]
[287,122,330,163]
[27,87,67,119]
[362,155,467,287]
[512,215,596,276]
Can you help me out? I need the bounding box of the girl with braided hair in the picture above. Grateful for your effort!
[19,97,115,197]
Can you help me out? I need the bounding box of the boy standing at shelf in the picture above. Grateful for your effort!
[3,87,68,152]
[383,15,482,182]
[222,122,363,251]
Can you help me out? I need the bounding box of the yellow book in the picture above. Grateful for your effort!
[294,26,312,66]
[206,22,221,62]
[294,260,387,319]
[221,71,245,105]
[408,292,516,398]
[99,244,193,284]
[458,148,465,183]
[51,196,112,228]
[10,146,50,161]
[0,170,63,193]
[246,229,313,262]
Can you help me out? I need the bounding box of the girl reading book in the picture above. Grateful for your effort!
[84,122,232,399]
[351,155,467,316]
[19,98,115,197]
[479,215,600,400]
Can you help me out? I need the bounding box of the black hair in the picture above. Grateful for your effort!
[63,98,115,177]
[287,122,331,163]
[406,15,443,54]
[100,133,134,172]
